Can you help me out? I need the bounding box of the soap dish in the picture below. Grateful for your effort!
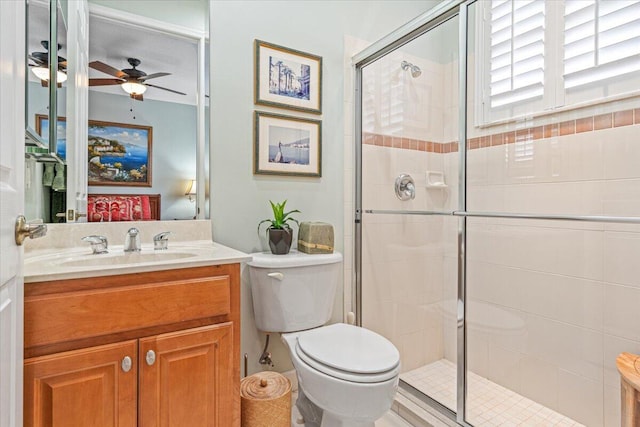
[426,171,447,188]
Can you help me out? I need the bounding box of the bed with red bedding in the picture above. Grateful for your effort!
[87,194,161,222]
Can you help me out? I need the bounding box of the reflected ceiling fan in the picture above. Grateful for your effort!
[29,41,67,87]
[89,57,186,101]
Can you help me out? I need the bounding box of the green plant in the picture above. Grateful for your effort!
[257,200,300,235]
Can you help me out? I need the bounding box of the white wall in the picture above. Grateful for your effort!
[89,0,207,31]
[209,0,437,374]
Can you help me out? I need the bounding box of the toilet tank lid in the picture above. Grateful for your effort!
[248,250,342,268]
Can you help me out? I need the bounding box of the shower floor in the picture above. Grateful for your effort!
[401,359,584,426]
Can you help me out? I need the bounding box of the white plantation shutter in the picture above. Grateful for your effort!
[563,0,640,89]
[490,0,546,107]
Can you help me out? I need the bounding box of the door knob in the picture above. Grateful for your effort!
[15,215,47,246]
[146,350,156,366]
[121,356,132,373]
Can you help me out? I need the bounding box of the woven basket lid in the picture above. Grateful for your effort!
[240,371,291,400]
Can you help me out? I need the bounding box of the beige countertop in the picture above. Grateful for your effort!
[25,240,252,283]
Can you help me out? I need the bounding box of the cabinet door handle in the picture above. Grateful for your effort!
[121,356,132,373]
[146,350,156,366]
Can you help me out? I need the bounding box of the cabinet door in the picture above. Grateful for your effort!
[139,323,234,427]
[24,340,137,427]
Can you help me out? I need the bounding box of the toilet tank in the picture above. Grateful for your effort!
[248,250,343,333]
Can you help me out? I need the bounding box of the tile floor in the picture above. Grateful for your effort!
[401,359,584,427]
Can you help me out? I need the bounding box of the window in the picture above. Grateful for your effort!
[564,0,640,89]
[479,0,640,125]
[489,0,545,108]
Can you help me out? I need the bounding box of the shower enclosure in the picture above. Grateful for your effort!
[353,0,640,426]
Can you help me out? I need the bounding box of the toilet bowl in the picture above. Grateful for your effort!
[248,251,401,427]
[282,323,399,427]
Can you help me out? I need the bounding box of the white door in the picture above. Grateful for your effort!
[65,0,89,222]
[0,1,25,427]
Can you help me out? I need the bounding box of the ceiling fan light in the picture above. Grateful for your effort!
[121,81,147,95]
[31,66,49,81]
[31,66,67,83]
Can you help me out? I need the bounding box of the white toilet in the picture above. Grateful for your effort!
[248,250,400,427]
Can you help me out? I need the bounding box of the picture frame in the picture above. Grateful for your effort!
[35,114,66,160]
[37,115,153,187]
[254,111,321,177]
[254,39,322,114]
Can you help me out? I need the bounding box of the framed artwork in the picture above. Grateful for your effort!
[254,39,322,114]
[86,120,152,187]
[254,111,321,177]
[38,115,153,187]
[35,114,66,160]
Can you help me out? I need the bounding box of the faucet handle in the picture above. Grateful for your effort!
[82,235,109,254]
[153,231,171,250]
[124,228,141,252]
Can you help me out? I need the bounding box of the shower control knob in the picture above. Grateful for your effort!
[395,174,416,201]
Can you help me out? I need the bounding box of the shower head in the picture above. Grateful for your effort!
[401,60,422,78]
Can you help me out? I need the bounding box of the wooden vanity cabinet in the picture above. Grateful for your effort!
[24,264,241,427]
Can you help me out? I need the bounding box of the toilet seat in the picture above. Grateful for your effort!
[294,323,400,383]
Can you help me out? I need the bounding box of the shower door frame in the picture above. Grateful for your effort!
[353,0,470,424]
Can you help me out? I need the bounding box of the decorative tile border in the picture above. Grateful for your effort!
[363,107,640,154]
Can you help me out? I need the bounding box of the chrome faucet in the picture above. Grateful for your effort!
[124,228,141,252]
[153,231,171,250]
[81,235,108,254]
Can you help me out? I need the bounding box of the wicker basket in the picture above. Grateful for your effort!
[240,371,291,427]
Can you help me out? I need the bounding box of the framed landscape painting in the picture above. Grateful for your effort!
[254,111,321,177]
[87,120,152,187]
[254,39,322,114]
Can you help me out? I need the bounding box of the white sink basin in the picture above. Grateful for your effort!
[58,251,197,268]
[24,241,251,283]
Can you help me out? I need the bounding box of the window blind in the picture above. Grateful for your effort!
[564,0,640,89]
[490,0,546,108]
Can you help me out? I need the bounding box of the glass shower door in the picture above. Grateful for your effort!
[358,12,460,415]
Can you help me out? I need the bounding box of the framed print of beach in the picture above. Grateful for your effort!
[86,120,152,187]
[255,39,322,114]
[254,111,321,177]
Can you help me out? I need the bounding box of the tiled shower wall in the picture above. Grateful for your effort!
[459,116,640,427]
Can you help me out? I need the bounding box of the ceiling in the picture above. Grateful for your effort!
[28,2,206,106]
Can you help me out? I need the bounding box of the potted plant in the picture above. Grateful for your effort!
[258,200,300,255]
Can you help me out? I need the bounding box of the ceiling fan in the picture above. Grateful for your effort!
[89,57,186,101]
[29,40,67,87]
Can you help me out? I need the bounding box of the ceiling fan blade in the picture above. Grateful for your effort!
[131,93,144,101]
[89,61,128,79]
[139,72,170,81]
[89,78,124,86]
[29,55,45,65]
[145,83,186,96]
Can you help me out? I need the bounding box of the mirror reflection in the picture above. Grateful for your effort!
[25,0,209,223]
[25,0,68,222]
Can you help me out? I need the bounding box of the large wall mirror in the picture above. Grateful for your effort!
[25,0,209,223]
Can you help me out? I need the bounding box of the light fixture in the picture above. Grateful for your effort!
[121,81,147,95]
[185,179,196,202]
[31,66,67,84]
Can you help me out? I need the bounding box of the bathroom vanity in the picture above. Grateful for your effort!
[23,221,249,427]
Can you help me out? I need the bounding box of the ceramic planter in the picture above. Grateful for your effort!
[268,228,293,255]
